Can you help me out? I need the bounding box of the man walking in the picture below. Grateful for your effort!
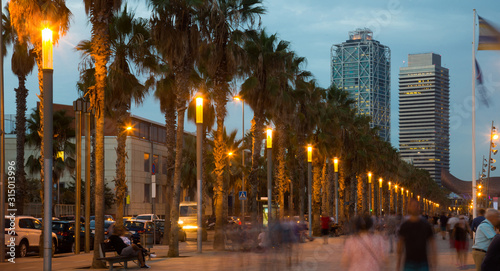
[397,198,437,271]
[471,209,486,233]
[472,208,500,271]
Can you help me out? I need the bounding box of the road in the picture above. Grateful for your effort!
[1,232,476,270]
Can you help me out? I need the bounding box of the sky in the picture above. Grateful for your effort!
[3,0,500,181]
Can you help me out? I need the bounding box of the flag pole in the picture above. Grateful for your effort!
[472,9,477,218]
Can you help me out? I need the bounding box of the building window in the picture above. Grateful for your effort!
[153,155,159,173]
[144,183,151,203]
[162,156,167,175]
[144,153,150,172]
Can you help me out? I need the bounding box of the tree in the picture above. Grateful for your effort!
[149,0,203,257]
[240,29,290,223]
[82,0,122,267]
[25,108,76,213]
[2,4,36,214]
[198,0,264,249]
[9,0,71,235]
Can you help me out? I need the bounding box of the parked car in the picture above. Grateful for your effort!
[178,202,198,231]
[134,214,159,222]
[89,220,116,238]
[155,219,187,242]
[51,221,94,252]
[4,216,58,257]
[124,219,162,244]
[58,215,85,222]
[37,217,60,223]
[89,215,114,221]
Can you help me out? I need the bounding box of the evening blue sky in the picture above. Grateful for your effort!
[3,0,500,181]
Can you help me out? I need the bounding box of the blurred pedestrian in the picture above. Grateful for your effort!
[448,214,459,248]
[439,212,448,240]
[471,209,486,233]
[452,215,472,269]
[397,198,437,271]
[386,212,398,253]
[341,215,387,271]
[472,208,500,271]
[321,213,330,244]
[481,231,500,271]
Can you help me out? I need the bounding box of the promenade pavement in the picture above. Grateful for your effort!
[0,233,476,271]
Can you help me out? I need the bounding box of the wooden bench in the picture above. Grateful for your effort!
[97,242,138,271]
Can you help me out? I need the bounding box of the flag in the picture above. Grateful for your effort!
[478,16,500,50]
[475,59,490,107]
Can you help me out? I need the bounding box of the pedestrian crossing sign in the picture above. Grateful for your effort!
[239,191,247,200]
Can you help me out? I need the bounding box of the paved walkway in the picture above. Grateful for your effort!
[1,234,476,270]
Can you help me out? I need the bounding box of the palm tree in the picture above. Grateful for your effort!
[240,29,290,223]
[106,7,150,226]
[198,0,264,249]
[2,4,36,215]
[149,0,203,257]
[82,0,122,267]
[9,0,71,236]
[25,108,76,214]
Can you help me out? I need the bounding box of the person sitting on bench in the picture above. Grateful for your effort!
[108,225,150,269]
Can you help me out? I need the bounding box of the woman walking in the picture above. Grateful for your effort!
[453,215,472,269]
[342,215,387,271]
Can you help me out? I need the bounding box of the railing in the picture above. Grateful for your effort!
[23,203,83,218]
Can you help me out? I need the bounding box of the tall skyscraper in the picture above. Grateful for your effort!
[399,53,450,185]
[331,28,391,141]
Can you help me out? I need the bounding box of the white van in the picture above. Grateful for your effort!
[178,202,198,231]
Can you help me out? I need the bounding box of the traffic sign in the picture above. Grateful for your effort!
[239,191,247,200]
[152,163,156,175]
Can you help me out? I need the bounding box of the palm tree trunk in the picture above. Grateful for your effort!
[168,106,186,257]
[213,95,227,250]
[321,160,327,216]
[248,114,264,223]
[114,111,128,226]
[15,75,28,214]
[92,49,107,269]
[328,162,334,217]
[162,108,176,245]
[276,126,287,219]
[357,175,363,215]
[297,135,306,220]
[312,159,322,236]
[36,55,45,257]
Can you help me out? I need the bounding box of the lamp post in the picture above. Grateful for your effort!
[0,0,5,261]
[307,146,313,238]
[395,185,398,214]
[233,96,245,222]
[42,27,54,271]
[196,97,203,253]
[378,178,383,216]
[368,172,372,215]
[334,158,339,225]
[401,188,404,215]
[84,101,91,253]
[486,121,498,207]
[73,99,84,254]
[266,128,273,223]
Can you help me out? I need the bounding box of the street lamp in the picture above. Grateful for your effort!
[368,172,372,214]
[378,178,383,216]
[73,99,85,254]
[486,121,498,207]
[233,96,246,221]
[401,187,404,215]
[266,128,273,224]
[307,145,313,238]
[395,185,398,214]
[196,96,203,253]
[42,27,54,270]
[333,157,339,224]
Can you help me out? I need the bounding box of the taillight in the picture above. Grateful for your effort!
[239,221,241,225]
[138,230,145,234]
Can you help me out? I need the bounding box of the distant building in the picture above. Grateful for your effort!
[5,104,213,217]
[399,53,450,185]
[331,28,391,141]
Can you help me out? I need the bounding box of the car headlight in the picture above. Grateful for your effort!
[178,220,184,225]
[182,225,198,230]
